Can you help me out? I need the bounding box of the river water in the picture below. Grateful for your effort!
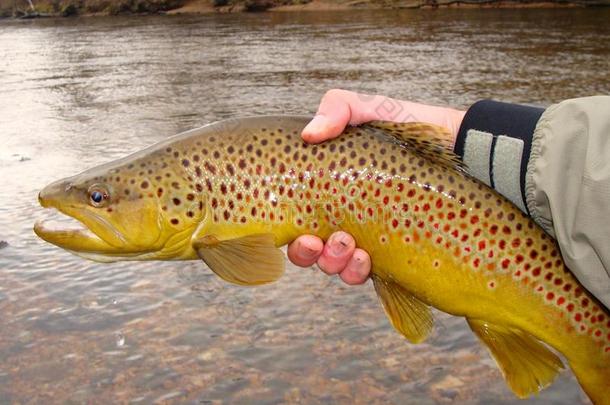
[0,8,609,404]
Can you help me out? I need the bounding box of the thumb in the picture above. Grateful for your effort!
[301,90,354,144]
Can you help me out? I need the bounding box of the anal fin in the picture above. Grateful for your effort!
[193,233,284,286]
[372,275,433,343]
[467,318,564,398]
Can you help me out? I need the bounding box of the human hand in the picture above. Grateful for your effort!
[287,231,372,285]
[288,89,466,285]
[301,89,465,146]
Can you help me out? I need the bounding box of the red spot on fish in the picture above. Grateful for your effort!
[532,267,541,277]
[392,219,399,228]
[478,241,486,251]
[489,225,498,235]
[470,215,479,224]
[447,212,455,220]
[473,258,480,268]
[501,259,510,269]
[582,298,589,307]
[515,254,524,264]
[575,313,582,322]
[512,238,521,248]
[557,297,565,305]
[436,199,443,209]
[546,292,555,301]
[530,250,539,259]
[498,240,506,249]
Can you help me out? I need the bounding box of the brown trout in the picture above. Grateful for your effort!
[34,116,610,403]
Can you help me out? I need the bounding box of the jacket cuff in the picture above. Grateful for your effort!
[454,100,545,214]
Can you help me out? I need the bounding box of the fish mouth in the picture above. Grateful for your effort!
[34,192,143,260]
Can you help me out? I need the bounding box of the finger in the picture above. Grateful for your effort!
[317,231,356,275]
[287,235,324,267]
[338,248,371,285]
[301,89,356,144]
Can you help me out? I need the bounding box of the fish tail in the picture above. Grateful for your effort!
[570,360,610,405]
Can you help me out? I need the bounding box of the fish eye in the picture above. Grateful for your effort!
[88,185,109,207]
[91,191,104,203]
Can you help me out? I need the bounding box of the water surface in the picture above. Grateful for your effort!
[1,8,609,404]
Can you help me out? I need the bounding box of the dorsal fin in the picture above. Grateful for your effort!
[362,121,466,172]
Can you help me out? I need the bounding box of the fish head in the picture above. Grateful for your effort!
[34,161,169,261]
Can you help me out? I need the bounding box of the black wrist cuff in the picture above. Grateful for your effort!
[454,100,545,213]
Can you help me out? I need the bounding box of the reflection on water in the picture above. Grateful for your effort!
[1,8,608,403]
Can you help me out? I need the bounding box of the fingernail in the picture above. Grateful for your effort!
[354,257,368,278]
[329,233,349,256]
[303,115,328,137]
[300,241,319,259]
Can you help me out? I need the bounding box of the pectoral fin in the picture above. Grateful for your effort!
[193,233,285,286]
[467,318,564,398]
[372,275,433,343]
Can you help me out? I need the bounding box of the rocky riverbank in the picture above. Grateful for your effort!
[2,0,608,18]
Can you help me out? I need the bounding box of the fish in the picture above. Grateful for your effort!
[34,116,610,403]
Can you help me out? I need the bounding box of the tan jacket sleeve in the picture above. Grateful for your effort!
[526,96,610,309]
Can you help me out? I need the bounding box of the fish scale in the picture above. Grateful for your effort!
[35,115,610,403]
